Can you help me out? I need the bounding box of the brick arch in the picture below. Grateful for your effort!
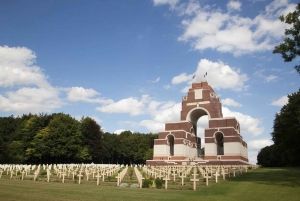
[186,107,210,125]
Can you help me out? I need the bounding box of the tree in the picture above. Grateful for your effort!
[273,3,300,75]
[80,117,104,163]
[257,145,283,167]
[271,89,300,166]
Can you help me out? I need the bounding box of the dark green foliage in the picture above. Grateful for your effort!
[257,145,283,167]
[273,3,300,74]
[142,178,152,188]
[155,178,163,189]
[259,89,300,167]
[0,113,157,164]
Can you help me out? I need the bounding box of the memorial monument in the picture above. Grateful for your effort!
[146,81,249,166]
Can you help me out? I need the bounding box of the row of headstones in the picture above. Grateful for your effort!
[142,165,255,190]
[0,164,122,185]
[115,166,128,186]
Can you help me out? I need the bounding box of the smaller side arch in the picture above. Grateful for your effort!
[214,132,224,155]
[166,134,175,156]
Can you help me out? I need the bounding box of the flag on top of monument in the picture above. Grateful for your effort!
[204,72,207,77]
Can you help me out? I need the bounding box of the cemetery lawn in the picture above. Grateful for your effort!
[1,167,299,201]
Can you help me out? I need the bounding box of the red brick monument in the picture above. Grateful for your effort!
[146,81,249,166]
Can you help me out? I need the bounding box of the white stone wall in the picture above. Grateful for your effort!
[224,142,240,155]
[153,144,168,156]
[205,143,216,155]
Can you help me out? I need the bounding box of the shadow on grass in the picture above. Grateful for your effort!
[230,167,300,187]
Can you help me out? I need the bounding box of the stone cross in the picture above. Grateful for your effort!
[190,167,199,191]
[214,170,220,183]
[203,170,209,186]
[95,172,101,185]
[115,173,121,186]
[78,171,83,184]
[61,172,66,183]
[33,171,39,181]
[0,169,4,178]
[47,169,51,182]
[86,171,91,181]
[163,174,170,189]
[10,170,14,179]
[101,172,106,182]
[21,170,26,180]
[179,172,186,186]
[172,171,177,182]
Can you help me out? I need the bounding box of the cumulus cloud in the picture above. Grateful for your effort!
[153,0,179,8]
[271,95,288,106]
[0,46,63,114]
[173,59,248,92]
[0,46,50,88]
[221,98,242,107]
[247,138,273,164]
[161,0,297,56]
[172,73,194,84]
[227,0,242,11]
[96,94,150,116]
[0,87,62,114]
[67,87,113,104]
[222,106,264,136]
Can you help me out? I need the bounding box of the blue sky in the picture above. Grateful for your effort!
[0,0,299,164]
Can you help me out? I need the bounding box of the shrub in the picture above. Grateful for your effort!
[155,178,163,189]
[142,178,152,188]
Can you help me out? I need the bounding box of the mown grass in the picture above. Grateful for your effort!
[0,167,299,201]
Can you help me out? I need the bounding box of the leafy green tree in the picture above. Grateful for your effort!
[257,145,283,167]
[271,89,300,166]
[81,117,104,163]
[0,116,18,163]
[46,113,85,163]
[273,3,300,74]
[103,132,119,164]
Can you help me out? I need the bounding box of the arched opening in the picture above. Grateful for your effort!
[215,132,224,155]
[186,108,209,158]
[167,135,174,156]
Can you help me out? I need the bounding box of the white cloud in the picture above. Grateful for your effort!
[227,1,242,11]
[153,0,179,8]
[248,138,273,151]
[254,69,279,82]
[152,77,160,83]
[96,95,150,116]
[67,87,113,104]
[0,46,50,88]
[0,87,63,114]
[247,138,273,164]
[172,73,193,84]
[0,46,64,114]
[174,59,248,92]
[113,129,127,135]
[264,75,278,82]
[221,98,242,107]
[176,0,296,56]
[139,120,165,133]
[271,95,288,106]
[222,106,264,136]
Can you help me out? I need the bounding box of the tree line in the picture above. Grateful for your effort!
[0,113,157,165]
[257,89,300,167]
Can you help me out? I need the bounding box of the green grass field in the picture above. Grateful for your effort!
[0,167,299,201]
